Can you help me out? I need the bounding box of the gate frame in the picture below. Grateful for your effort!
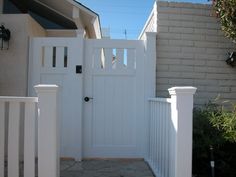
[28,32,157,160]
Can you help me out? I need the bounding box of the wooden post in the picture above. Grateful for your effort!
[144,32,157,159]
[168,87,197,177]
[35,85,59,177]
[145,32,157,98]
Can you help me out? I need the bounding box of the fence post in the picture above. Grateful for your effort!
[34,85,59,177]
[144,32,156,98]
[144,32,157,159]
[168,87,197,177]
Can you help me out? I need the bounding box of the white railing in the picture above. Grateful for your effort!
[147,87,197,177]
[148,98,171,177]
[0,85,59,177]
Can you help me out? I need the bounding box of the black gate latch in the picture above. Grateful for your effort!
[76,65,82,74]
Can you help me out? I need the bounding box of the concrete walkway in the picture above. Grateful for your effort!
[60,159,155,177]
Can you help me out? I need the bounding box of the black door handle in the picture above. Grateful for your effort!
[84,97,93,102]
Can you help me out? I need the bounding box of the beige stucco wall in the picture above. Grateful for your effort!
[150,2,236,105]
[0,14,46,96]
[46,30,77,37]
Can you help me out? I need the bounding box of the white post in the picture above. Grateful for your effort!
[168,87,197,177]
[144,32,157,159]
[35,85,59,177]
[145,32,157,97]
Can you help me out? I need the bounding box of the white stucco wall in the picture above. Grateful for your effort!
[0,14,46,96]
[147,1,236,105]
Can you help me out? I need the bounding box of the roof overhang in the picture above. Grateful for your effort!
[8,0,102,38]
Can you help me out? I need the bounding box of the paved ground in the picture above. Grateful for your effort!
[60,159,155,177]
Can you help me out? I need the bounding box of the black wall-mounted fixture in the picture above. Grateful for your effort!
[226,52,236,67]
[0,24,11,50]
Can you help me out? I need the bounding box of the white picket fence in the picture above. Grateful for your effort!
[147,87,197,177]
[148,97,171,177]
[0,85,59,177]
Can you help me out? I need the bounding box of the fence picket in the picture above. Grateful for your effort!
[0,102,5,177]
[8,102,20,177]
[0,87,58,177]
[24,102,36,177]
[148,99,171,177]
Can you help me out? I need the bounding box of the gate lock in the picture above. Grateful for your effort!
[76,65,82,74]
[84,97,93,102]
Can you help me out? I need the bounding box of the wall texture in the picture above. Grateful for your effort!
[0,14,46,96]
[145,1,236,105]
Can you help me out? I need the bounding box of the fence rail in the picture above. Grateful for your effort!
[0,85,59,177]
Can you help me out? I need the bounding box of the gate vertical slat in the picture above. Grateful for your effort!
[127,49,135,69]
[104,48,112,70]
[116,49,124,69]
[24,102,36,177]
[8,102,20,177]
[94,48,101,69]
[44,46,53,68]
[0,102,5,177]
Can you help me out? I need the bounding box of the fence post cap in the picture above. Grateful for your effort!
[34,85,59,93]
[168,86,197,95]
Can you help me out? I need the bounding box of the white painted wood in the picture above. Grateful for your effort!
[104,48,112,70]
[28,38,42,96]
[56,47,64,68]
[0,102,5,177]
[44,46,53,68]
[29,37,151,160]
[84,39,147,158]
[148,99,171,177]
[116,49,124,69]
[144,32,157,159]
[0,97,37,102]
[94,48,102,69]
[35,85,59,177]
[29,37,84,160]
[127,49,135,70]
[8,102,20,177]
[168,87,197,177]
[24,102,36,177]
[148,98,171,103]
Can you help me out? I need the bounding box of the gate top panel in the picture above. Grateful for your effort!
[85,39,145,76]
[30,38,82,74]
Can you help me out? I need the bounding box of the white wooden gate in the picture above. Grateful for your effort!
[29,33,156,160]
[29,37,84,160]
[83,39,146,158]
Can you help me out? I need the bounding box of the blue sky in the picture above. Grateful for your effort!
[78,0,210,39]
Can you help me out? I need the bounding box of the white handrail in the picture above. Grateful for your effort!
[0,97,38,102]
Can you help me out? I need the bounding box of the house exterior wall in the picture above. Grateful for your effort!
[46,30,77,37]
[0,14,46,96]
[151,1,236,105]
